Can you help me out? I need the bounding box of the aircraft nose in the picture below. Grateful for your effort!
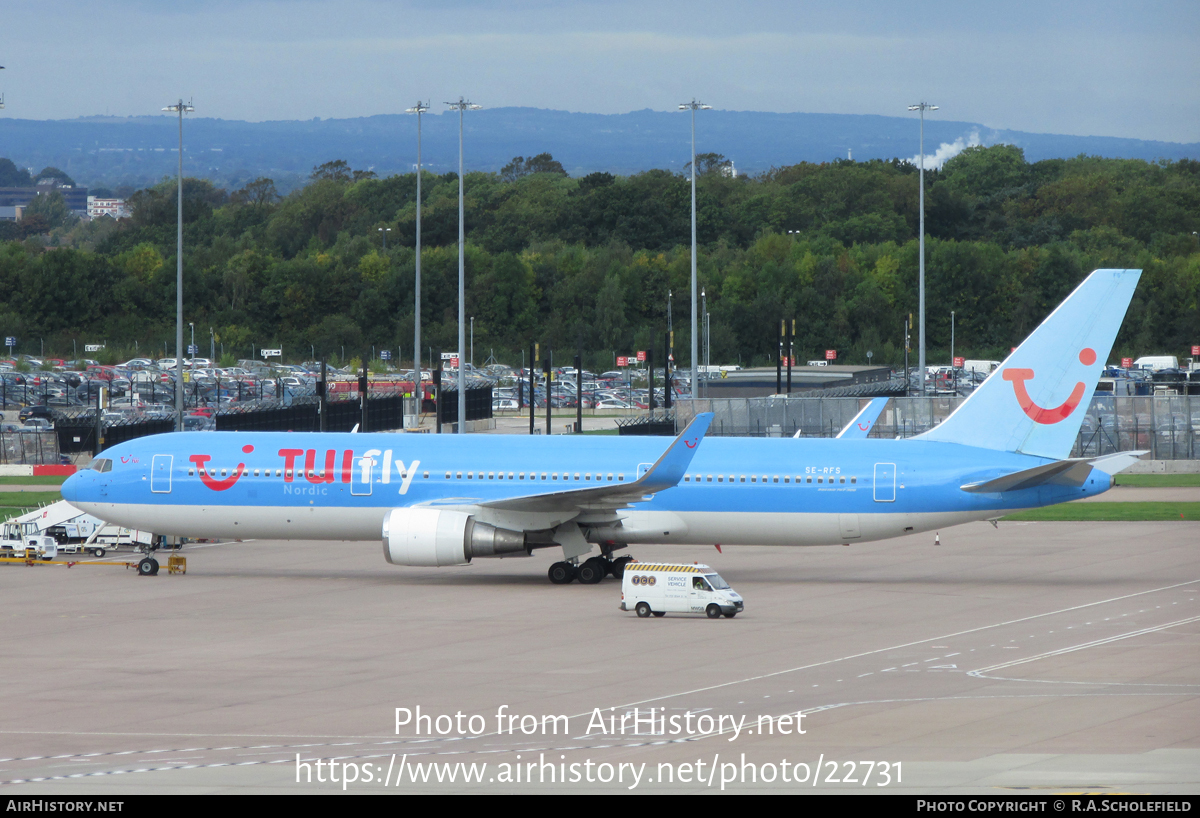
[60,470,82,503]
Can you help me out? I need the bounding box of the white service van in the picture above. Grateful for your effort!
[1133,356,1179,372]
[962,360,1001,375]
[620,563,743,619]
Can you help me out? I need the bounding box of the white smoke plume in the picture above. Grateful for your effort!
[908,131,982,169]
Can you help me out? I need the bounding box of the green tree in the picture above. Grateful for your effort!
[500,153,567,182]
[0,158,33,186]
[24,191,76,230]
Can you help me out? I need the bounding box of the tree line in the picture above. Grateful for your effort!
[0,147,1197,371]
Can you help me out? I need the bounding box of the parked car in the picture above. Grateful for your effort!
[19,405,53,423]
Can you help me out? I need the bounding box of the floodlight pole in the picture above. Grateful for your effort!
[406,101,429,375]
[908,101,937,395]
[445,97,481,432]
[164,98,194,432]
[679,99,710,401]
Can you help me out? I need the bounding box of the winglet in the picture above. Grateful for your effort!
[633,412,713,493]
[835,397,889,439]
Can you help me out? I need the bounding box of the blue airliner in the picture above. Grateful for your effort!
[62,269,1144,583]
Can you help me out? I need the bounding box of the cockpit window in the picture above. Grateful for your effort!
[87,458,113,473]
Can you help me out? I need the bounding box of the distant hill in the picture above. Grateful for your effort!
[0,107,1195,193]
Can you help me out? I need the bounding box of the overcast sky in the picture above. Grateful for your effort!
[3,0,1197,143]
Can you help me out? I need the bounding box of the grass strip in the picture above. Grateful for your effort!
[1004,502,1200,521]
[1114,474,1200,488]
[0,475,69,486]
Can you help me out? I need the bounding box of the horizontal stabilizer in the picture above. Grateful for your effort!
[961,450,1148,493]
[1087,450,1149,476]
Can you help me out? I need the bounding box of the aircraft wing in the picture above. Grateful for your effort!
[960,450,1148,493]
[833,397,889,439]
[476,412,714,513]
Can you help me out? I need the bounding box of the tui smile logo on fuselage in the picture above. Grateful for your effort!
[190,444,254,491]
[1002,348,1095,425]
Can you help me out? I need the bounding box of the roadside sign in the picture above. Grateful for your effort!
[953,356,964,368]
[616,356,628,367]
[1193,345,1200,356]
[1121,357,1133,368]
[440,352,457,360]
[825,349,836,361]
[85,344,104,352]
[4,337,14,347]
[187,344,199,355]
[636,350,646,362]
[260,348,282,358]
[380,350,392,360]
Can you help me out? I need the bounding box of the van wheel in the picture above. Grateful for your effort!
[723,611,737,618]
[706,604,722,619]
[653,611,665,617]
[548,562,576,584]
[635,602,651,618]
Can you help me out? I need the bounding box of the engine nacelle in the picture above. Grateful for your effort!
[382,508,530,566]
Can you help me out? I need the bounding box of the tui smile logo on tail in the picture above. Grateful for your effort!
[190,444,254,491]
[1002,348,1095,425]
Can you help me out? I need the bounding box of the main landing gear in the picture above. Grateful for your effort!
[547,554,634,585]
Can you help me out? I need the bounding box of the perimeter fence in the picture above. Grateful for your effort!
[676,395,1200,459]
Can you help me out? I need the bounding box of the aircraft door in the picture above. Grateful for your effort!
[151,455,173,493]
[873,463,896,502]
[352,450,378,496]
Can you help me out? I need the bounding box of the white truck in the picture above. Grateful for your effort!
[1133,356,1179,372]
[6,500,152,555]
[620,563,744,619]
[0,534,59,560]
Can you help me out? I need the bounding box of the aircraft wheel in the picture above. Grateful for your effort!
[635,602,651,618]
[137,557,159,577]
[577,558,606,584]
[653,611,666,617]
[547,562,576,584]
[706,604,722,619]
[610,556,633,578]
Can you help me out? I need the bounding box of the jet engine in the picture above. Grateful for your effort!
[382,507,530,566]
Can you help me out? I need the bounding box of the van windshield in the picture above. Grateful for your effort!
[706,573,730,590]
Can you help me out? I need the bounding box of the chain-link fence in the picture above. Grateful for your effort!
[0,430,61,464]
[677,395,1200,459]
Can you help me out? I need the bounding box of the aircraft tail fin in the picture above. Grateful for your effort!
[917,268,1141,460]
